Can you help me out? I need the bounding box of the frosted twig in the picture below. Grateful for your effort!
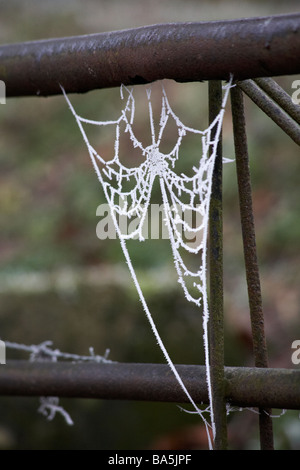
[6,340,112,364]
[38,396,74,426]
[5,340,112,426]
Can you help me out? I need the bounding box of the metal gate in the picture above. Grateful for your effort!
[0,13,300,450]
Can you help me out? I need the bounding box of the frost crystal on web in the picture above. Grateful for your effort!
[62,79,232,449]
[5,340,111,426]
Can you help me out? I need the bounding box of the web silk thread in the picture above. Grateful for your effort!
[61,79,232,449]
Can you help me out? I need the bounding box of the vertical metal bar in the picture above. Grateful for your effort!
[208,80,228,450]
[230,85,274,450]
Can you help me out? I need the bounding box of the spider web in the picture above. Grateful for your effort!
[62,79,232,449]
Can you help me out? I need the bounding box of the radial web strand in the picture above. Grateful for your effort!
[62,79,232,449]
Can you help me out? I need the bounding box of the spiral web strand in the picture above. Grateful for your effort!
[62,79,232,449]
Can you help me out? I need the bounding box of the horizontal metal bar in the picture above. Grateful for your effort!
[0,361,299,410]
[1,13,300,97]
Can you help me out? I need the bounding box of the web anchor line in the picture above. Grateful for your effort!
[62,78,233,449]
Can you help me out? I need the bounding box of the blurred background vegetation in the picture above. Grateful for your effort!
[0,0,299,450]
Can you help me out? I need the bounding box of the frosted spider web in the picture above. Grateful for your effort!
[62,79,232,449]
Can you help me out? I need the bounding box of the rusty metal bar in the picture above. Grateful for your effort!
[254,77,300,126]
[0,361,299,410]
[237,80,300,146]
[230,85,274,450]
[0,13,300,97]
[208,80,228,450]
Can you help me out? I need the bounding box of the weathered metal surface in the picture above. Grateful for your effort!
[0,361,299,410]
[208,80,228,450]
[225,366,300,410]
[238,79,300,146]
[231,85,274,449]
[254,77,300,126]
[0,13,300,97]
[231,86,269,371]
